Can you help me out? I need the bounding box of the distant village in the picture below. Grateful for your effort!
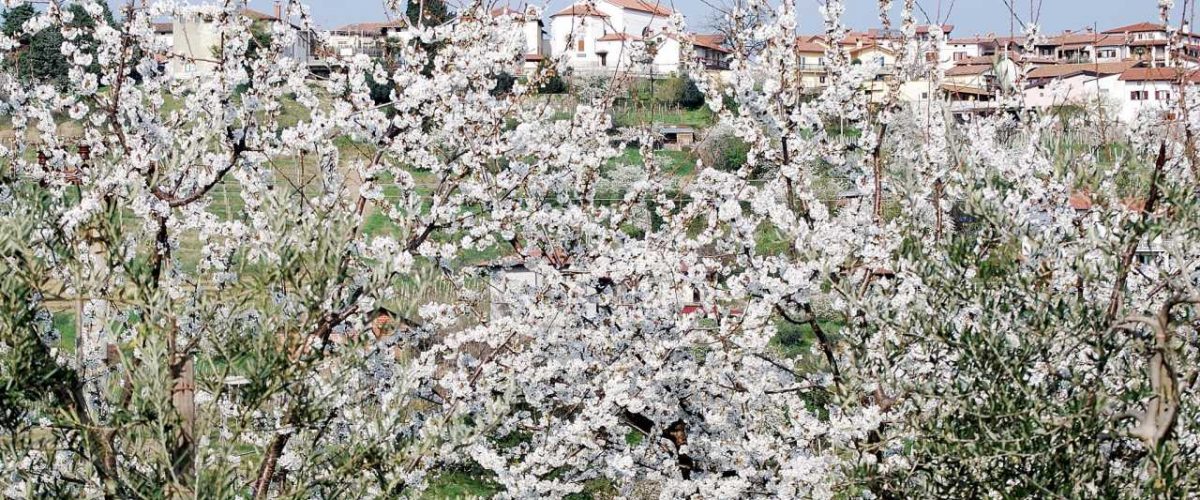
[153,0,1200,124]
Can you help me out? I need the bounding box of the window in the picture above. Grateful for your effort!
[577,39,585,52]
[1156,90,1172,100]
[1130,90,1149,101]
[953,51,967,61]
[1098,49,1117,59]
[819,75,827,84]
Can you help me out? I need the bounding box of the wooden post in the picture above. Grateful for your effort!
[171,356,196,481]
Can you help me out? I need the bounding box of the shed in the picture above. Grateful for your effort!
[659,126,696,151]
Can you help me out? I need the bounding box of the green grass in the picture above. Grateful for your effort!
[755,223,790,255]
[424,469,500,499]
[771,318,843,358]
[607,147,697,179]
[52,311,77,353]
[612,106,714,128]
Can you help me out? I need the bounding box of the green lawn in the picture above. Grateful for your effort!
[52,311,77,353]
[772,318,843,358]
[607,147,698,179]
[423,470,500,499]
[612,106,714,128]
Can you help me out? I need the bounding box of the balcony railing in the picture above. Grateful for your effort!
[696,56,729,70]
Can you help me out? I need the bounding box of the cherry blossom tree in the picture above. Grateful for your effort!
[0,0,1197,498]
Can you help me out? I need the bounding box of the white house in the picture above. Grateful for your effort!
[1022,61,1135,114]
[794,38,828,89]
[941,36,986,70]
[548,0,674,73]
[1104,22,1172,66]
[943,63,993,88]
[489,6,550,73]
[1116,66,1198,122]
[325,20,406,60]
[171,7,314,78]
[153,21,174,50]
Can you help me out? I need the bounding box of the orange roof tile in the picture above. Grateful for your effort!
[596,32,640,41]
[1026,60,1138,79]
[1103,22,1166,34]
[1119,66,1200,82]
[944,64,991,76]
[692,33,728,52]
[550,3,610,18]
[605,0,673,16]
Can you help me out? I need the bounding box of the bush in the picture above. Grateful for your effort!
[696,125,750,172]
[538,75,567,94]
[491,71,516,97]
[365,70,392,105]
[573,75,610,103]
[653,76,685,105]
[679,76,705,109]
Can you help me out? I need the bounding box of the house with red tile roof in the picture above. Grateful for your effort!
[549,0,676,72]
[1116,66,1200,121]
[1101,21,1200,65]
[1022,60,1137,111]
[549,0,727,74]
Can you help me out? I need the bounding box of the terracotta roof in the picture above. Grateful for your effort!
[692,33,729,52]
[1103,22,1166,34]
[840,32,877,46]
[1026,60,1138,79]
[490,7,521,16]
[604,0,673,16]
[914,24,954,34]
[849,44,894,56]
[241,8,277,21]
[550,3,610,17]
[956,54,1002,65]
[332,20,405,33]
[1119,66,1200,82]
[949,34,1024,45]
[238,8,309,31]
[153,22,173,34]
[596,32,640,41]
[795,39,826,53]
[948,35,995,44]
[523,53,546,61]
[941,83,990,96]
[1052,33,1125,47]
[944,64,992,76]
[1020,55,1061,64]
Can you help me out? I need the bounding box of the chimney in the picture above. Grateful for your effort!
[273,0,282,21]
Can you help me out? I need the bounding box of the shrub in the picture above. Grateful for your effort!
[679,76,706,109]
[538,74,567,94]
[696,124,750,172]
[491,71,516,97]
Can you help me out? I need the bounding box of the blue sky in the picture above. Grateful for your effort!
[194,0,1183,36]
